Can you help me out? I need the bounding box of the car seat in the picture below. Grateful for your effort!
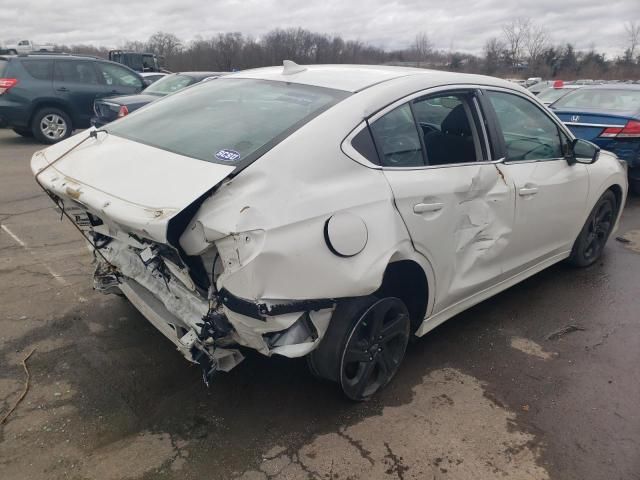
[423,104,476,165]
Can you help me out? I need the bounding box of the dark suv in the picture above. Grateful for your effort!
[0,53,144,143]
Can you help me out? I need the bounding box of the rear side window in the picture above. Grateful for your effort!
[351,126,380,164]
[20,59,53,80]
[413,94,481,165]
[55,60,99,84]
[369,104,424,167]
[107,78,349,165]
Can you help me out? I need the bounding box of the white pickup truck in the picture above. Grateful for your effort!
[3,39,56,54]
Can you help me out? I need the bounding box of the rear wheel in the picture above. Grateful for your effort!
[12,127,33,138]
[31,107,72,144]
[568,190,617,267]
[309,296,410,401]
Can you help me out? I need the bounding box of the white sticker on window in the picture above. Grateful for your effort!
[215,149,241,162]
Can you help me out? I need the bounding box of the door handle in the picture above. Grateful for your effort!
[518,186,539,196]
[413,202,444,214]
[56,87,69,92]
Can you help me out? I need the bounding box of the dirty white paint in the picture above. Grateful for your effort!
[510,336,556,360]
[235,369,550,480]
[31,65,628,381]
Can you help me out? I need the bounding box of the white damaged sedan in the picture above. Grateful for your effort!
[32,62,627,400]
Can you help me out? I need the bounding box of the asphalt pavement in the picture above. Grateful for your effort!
[1,128,639,480]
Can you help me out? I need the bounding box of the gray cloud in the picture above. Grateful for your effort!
[3,0,639,57]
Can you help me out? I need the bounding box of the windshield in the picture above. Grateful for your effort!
[553,88,640,111]
[538,88,572,104]
[145,74,196,95]
[107,78,349,165]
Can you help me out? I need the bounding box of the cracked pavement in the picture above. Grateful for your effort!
[1,129,639,479]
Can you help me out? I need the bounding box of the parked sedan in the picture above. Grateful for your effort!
[536,84,582,105]
[32,64,627,400]
[91,71,224,127]
[551,85,640,194]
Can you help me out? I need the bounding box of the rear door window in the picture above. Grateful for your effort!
[412,94,483,165]
[20,59,53,80]
[369,103,425,167]
[54,60,99,84]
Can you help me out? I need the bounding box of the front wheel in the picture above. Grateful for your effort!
[568,190,617,267]
[309,296,410,401]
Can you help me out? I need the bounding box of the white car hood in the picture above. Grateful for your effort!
[32,132,235,243]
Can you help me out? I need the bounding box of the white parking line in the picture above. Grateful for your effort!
[1,224,69,286]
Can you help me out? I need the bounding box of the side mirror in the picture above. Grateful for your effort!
[567,138,600,165]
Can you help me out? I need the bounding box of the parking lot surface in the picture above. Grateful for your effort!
[1,128,639,480]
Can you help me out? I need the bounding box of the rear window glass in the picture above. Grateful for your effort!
[553,88,640,111]
[21,59,53,80]
[0,59,7,77]
[145,74,195,95]
[107,78,349,165]
[537,87,573,104]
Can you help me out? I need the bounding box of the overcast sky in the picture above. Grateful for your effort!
[2,0,639,57]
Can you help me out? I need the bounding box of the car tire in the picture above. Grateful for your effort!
[568,190,617,267]
[8,49,17,55]
[31,107,72,144]
[308,296,410,401]
[12,128,34,138]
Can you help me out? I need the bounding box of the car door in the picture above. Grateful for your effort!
[95,62,144,96]
[481,89,589,271]
[53,59,106,128]
[366,89,516,311]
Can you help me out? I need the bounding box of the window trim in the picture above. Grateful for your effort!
[342,85,498,171]
[480,87,576,165]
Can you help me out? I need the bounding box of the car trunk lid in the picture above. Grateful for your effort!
[33,131,235,243]
[554,109,632,142]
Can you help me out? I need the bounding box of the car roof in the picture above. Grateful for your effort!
[575,84,640,91]
[228,64,517,93]
[174,71,226,79]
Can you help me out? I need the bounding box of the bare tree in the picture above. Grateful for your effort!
[525,22,549,67]
[484,37,505,74]
[147,32,182,59]
[502,17,531,70]
[625,21,640,60]
[413,32,432,67]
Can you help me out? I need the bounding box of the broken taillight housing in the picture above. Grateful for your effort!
[117,105,129,118]
[0,78,18,95]
[600,120,640,139]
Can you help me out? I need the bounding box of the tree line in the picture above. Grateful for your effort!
[55,20,640,80]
